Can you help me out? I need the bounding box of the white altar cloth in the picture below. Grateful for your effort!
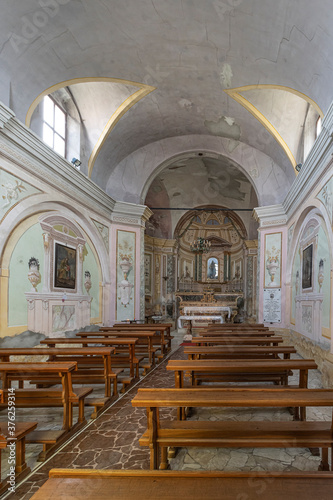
[183,306,232,319]
[177,315,223,329]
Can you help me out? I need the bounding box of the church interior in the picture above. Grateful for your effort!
[1,1,333,498]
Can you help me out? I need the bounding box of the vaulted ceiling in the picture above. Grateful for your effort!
[1,0,332,207]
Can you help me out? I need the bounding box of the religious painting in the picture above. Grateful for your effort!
[207,257,218,280]
[302,244,313,290]
[54,243,76,289]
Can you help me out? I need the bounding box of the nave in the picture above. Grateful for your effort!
[2,326,332,500]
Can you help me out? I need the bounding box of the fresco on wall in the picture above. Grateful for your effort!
[92,219,109,252]
[52,305,76,332]
[83,242,101,321]
[117,230,135,320]
[317,177,333,225]
[144,253,152,294]
[8,223,44,327]
[0,169,41,221]
[301,305,312,335]
[264,233,281,288]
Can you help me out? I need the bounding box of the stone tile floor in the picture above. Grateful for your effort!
[0,330,332,499]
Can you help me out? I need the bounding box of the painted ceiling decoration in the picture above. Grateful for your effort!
[1,0,333,207]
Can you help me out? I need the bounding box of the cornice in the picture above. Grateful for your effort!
[111,201,153,227]
[0,103,15,129]
[253,205,287,228]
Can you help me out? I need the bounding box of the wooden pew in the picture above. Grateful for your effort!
[76,331,158,371]
[166,359,317,389]
[0,347,122,400]
[103,324,173,354]
[0,362,93,461]
[30,469,333,500]
[132,387,333,470]
[167,358,317,420]
[0,422,38,495]
[184,345,297,360]
[192,336,284,346]
[40,338,139,387]
[208,323,268,330]
[201,330,276,337]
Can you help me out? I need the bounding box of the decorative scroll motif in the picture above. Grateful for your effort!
[247,256,253,299]
[317,177,333,225]
[154,254,161,311]
[264,233,282,288]
[167,255,175,294]
[144,253,152,294]
[0,168,41,221]
[92,219,109,252]
[117,230,135,320]
[140,228,145,319]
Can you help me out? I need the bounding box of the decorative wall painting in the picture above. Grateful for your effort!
[302,244,313,290]
[117,230,135,320]
[264,233,281,288]
[144,253,152,294]
[54,243,76,289]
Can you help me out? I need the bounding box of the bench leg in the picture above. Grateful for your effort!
[319,448,330,471]
[15,437,27,474]
[160,447,168,470]
[113,377,118,397]
[78,400,86,424]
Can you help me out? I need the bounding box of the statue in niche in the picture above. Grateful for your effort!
[207,258,218,280]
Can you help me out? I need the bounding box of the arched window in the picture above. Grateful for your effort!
[207,219,219,225]
[194,216,201,223]
[207,257,218,280]
[224,217,230,224]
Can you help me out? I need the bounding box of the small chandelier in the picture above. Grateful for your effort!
[190,237,211,253]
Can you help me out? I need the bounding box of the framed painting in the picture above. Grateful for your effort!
[302,244,313,290]
[54,243,76,289]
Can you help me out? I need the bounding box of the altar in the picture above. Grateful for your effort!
[177,314,223,329]
[183,306,232,320]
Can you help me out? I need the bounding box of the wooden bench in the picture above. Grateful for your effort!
[0,363,91,427]
[104,324,174,354]
[208,323,269,330]
[29,469,333,500]
[167,358,317,420]
[76,331,158,371]
[0,347,123,400]
[184,345,297,360]
[131,387,333,470]
[201,330,276,337]
[0,422,38,494]
[0,362,93,461]
[40,337,139,385]
[192,336,284,346]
